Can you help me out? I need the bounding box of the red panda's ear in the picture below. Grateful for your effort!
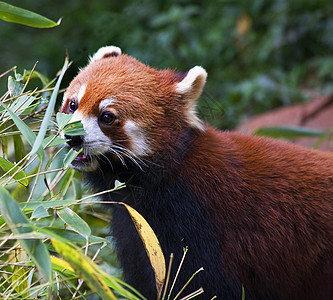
[89,46,122,63]
[176,66,207,101]
[175,66,207,130]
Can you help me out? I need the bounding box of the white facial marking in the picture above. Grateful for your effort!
[70,110,83,123]
[124,120,150,156]
[61,84,86,110]
[61,109,111,172]
[99,98,115,111]
[81,115,111,155]
[77,84,87,103]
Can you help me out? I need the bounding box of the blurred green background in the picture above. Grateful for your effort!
[1,0,333,128]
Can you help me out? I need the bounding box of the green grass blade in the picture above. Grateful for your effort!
[0,1,60,28]
[31,57,69,157]
[0,186,52,281]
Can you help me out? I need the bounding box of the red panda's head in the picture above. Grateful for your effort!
[60,46,207,172]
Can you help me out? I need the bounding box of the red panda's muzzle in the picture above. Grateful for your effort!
[73,150,89,163]
[65,134,83,149]
[65,134,93,170]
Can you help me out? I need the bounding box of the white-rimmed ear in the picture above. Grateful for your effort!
[175,66,207,130]
[89,46,122,63]
[176,66,207,101]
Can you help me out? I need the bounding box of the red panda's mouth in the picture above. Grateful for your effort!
[74,151,89,163]
[71,149,92,168]
[70,150,97,172]
[69,148,99,172]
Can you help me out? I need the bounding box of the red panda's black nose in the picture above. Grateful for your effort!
[64,135,83,148]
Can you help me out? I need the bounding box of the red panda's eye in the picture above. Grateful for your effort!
[100,112,115,125]
[69,99,77,113]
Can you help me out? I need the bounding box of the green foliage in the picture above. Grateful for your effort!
[1,0,332,128]
[0,1,332,298]
[0,1,60,28]
[0,66,141,299]
[0,65,207,299]
[0,186,52,281]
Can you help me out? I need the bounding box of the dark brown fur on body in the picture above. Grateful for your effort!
[61,46,333,299]
[87,127,333,299]
[186,128,333,299]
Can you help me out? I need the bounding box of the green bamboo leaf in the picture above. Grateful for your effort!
[20,199,76,210]
[57,207,91,238]
[0,100,43,159]
[73,178,83,199]
[7,77,36,116]
[42,135,66,148]
[31,226,142,299]
[1,133,8,156]
[8,75,24,97]
[44,228,107,244]
[0,101,36,147]
[254,126,326,139]
[52,239,117,300]
[31,205,50,219]
[23,69,50,86]
[0,2,60,28]
[31,58,69,157]
[56,112,73,129]
[13,133,26,162]
[8,94,36,116]
[0,157,28,186]
[0,187,52,281]
[62,120,87,136]
[50,236,143,299]
[12,265,29,298]
[63,148,82,168]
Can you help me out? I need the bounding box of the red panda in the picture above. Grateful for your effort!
[60,46,333,299]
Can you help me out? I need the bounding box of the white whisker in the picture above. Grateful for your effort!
[80,139,154,172]
[111,145,145,170]
[99,152,114,172]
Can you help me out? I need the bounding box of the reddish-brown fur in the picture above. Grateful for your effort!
[185,128,332,298]
[61,48,333,299]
